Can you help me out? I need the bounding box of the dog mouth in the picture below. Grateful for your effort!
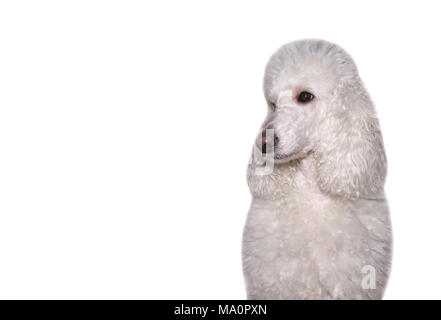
[254,136,305,164]
[274,152,296,163]
[254,146,295,164]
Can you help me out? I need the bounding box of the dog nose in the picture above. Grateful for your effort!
[261,130,278,154]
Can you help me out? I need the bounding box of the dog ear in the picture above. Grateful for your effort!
[314,79,387,199]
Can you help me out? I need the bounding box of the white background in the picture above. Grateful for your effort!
[0,0,440,299]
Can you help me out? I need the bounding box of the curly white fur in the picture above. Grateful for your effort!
[242,39,392,300]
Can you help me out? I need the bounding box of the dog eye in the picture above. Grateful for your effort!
[297,91,314,104]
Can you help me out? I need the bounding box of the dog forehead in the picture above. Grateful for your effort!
[263,39,358,100]
[265,65,338,101]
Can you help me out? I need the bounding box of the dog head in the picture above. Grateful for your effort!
[253,39,387,199]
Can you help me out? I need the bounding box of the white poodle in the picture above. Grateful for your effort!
[242,39,392,300]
